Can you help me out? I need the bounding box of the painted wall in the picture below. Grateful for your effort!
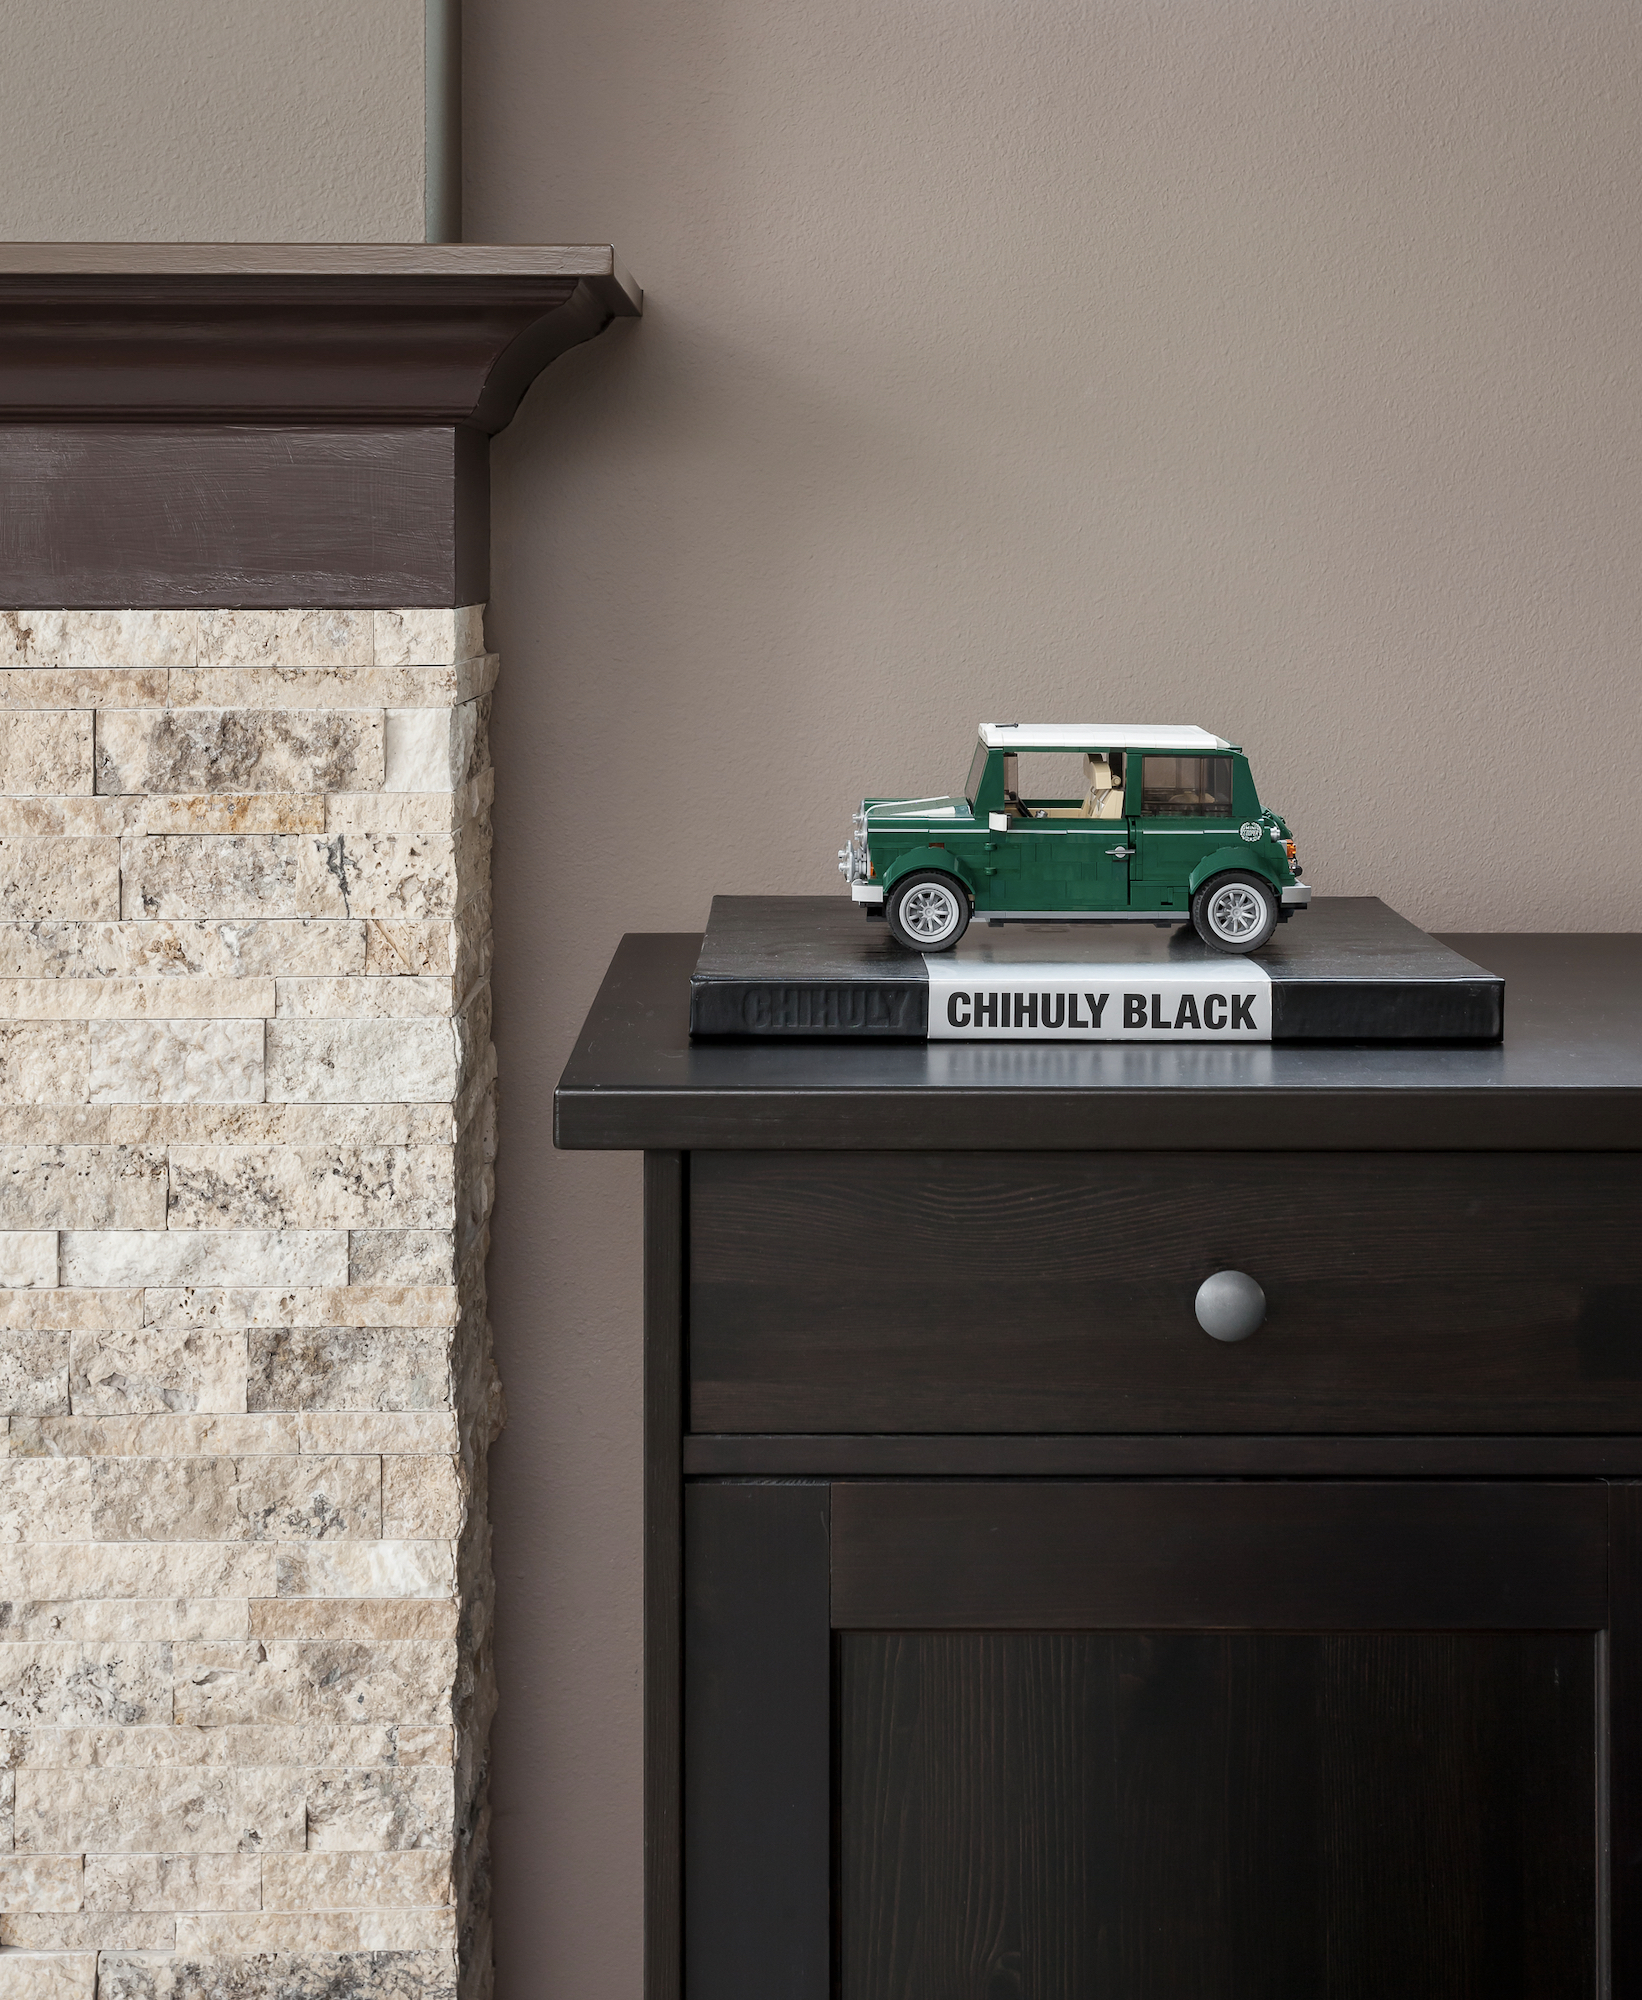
[0,0,425,240]
[464,3,1642,1994]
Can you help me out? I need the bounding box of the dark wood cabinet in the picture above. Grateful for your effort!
[556,931,1642,1998]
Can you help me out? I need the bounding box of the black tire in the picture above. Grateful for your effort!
[1191,871,1279,953]
[885,871,971,952]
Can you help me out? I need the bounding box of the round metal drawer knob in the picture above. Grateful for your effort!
[1196,1270,1266,1343]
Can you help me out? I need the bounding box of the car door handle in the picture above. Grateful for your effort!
[1106,845,1135,858]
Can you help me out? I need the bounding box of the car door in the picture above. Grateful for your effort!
[1009,819,1131,912]
[1130,752,1237,916]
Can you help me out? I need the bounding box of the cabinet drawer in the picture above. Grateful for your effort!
[688,1151,1642,1434]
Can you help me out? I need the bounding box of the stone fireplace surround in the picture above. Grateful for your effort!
[0,248,638,2000]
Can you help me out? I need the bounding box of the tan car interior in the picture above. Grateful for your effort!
[1040,752,1125,819]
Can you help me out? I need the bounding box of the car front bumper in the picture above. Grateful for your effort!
[1281,882,1312,908]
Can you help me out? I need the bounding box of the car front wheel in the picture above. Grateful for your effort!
[886,871,971,952]
[1191,872,1279,953]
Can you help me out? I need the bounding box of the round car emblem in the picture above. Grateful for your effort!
[1239,821,1263,842]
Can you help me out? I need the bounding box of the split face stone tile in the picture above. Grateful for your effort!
[275,1542,454,1601]
[0,713,93,797]
[0,1024,89,1106]
[87,1020,265,1106]
[296,1414,458,1458]
[0,609,199,669]
[0,1642,172,1726]
[0,1289,142,1332]
[321,795,459,838]
[13,1415,293,1457]
[96,710,385,798]
[0,1235,55,1288]
[0,919,365,980]
[265,1022,457,1105]
[347,1233,455,1287]
[174,1909,456,1952]
[247,1600,457,1645]
[70,1327,248,1416]
[0,1950,98,1996]
[0,670,167,710]
[107,1105,451,1148]
[140,796,327,836]
[83,1853,261,1914]
[172,1643,303,1725]
[260,1850,452,1910]
[0,1460,95,1541]
[0,1602,248,1643]
[0,799,145,838]
[61,1231,347,1289]
[123,837,350,922]
[0,1913,176,1949]
[234,1455,382,1542]
[273,978,454,1020]
[302,1766,455,1850]
[0,1544,275,1603]
[195,610,373,669]
[15,1766,306,1852]
[96,1949,457,1999]
[0,839,120,922]
[174,1642,450,1729]
[167,1147,454,1232]
[247,1330,450,1413]
[17,1724,423,1770]
[2,982,273,1022]
[381,708,477,795]
[373,607,485,668]
[124,834,455,924]
[149,1287,455,1332]
[0,1332,70,1417]
[0,1146,166,1230]
[176,667,475,709]
[381,1459,465,1543]
[0,1854,84,1912]
[363,921,455,978]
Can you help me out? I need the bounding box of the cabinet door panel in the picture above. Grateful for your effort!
[680,1480,1625,2000]
[839,1630,1596,2000]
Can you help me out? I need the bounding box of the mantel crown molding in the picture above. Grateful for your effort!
[0,243,642,430]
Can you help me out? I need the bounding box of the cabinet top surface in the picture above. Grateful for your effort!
[554,928,1642,1152]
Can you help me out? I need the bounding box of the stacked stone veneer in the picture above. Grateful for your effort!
[0,608,499,2000]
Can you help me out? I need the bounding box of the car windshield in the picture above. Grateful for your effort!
[1141,754,1234,817]
[964,740,989,806]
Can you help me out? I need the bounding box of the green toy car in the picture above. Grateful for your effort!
[838,723,1309,954]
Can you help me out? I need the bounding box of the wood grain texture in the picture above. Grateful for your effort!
[829,1483,1608,1631]
[0,265,637,427]
[0,424,488,609]
[683,1433,1642,1477]
[683,1483,831,2000]
[554,932,1642,1152]
[689,1150,1642,1434]
[839,1630,1596,1999]
[644,1154,686,2000]
[1608,1483,1642,1993]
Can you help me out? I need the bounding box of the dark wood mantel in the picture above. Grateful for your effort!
[0,244,641,608]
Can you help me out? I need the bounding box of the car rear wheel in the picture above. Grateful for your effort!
[1192,872,1279,953]
[886,871,971,952]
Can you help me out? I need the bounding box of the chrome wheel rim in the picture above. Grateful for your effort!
[1207,883,1263,941]
[902,882,962,944]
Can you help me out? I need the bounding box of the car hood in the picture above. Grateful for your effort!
[863,795,973,822]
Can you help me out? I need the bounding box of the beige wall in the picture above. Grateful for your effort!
[0,0,425,240]
[465,3,1642,1993]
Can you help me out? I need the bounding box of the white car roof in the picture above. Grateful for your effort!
[979,722,1232,751]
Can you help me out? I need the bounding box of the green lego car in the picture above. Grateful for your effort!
[838,724,1309,954]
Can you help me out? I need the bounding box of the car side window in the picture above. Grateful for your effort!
[1140,754,1234,817]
